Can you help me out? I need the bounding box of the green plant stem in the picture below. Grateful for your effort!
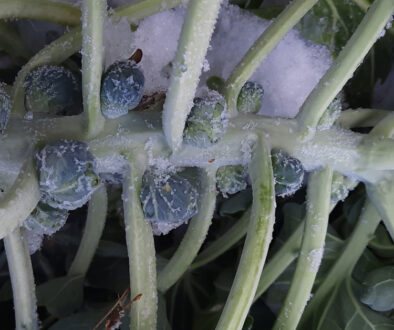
[123,155,157,330]
[162,0,222,151]
[68,185,107,277]
[81,0,105,138]
[350,0,371,12]
[157,167,217,292]
[337,108,390,129]
[190,208,251,270]
[300,200,381,326]
[216,134,275,330]
[296,0,394,139]
[224,0,318,116]
[0,0,81,26]
[4,228,37,330]
[273,167,332,330]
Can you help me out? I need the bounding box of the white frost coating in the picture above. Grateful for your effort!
[307,248,324,273]
[22,229,44,255]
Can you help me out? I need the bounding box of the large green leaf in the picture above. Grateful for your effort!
[368,224,394,258]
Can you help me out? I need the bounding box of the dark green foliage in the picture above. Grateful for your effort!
[237,81,263,114]
[216,165,248,196]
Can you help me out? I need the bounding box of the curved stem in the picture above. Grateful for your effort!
[336,108,390,129]
[273,167,332,330]
[216,134,275,330]
[123,155,157,330]
[157,167,217,292]
[162,0,223,151]
[224,0,318,116]
[4,228,37,330]
[0,0,81,26]
[68,185,107,277]
[296,0,394,139]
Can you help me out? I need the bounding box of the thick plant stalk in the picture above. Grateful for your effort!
[162,0,222,151]
[337,108,389,129]
[216,135,275,330]
[68,185,107,277]
[81,0,105,138]
[224,0,318,116]
[4,228,37,330]
[157,167,217,292]
[296,0,394,139]
[123,156,157,330]
[273,167,332,330]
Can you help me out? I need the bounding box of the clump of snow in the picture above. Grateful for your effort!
[307,248,324,273]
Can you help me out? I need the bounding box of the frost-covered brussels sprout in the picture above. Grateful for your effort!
[24,65,82,116]
[35,140,101,210]
[237,81,263,114]
[183,93,227,148]
[24,202,69,235]
[216,165,248,196]
[0,83,11,132]
[206,75,224,93]
[317,93,344,130]
[330,172,357,204]
[100,60,144,118]
[272,149,304,197]
[140,169,199,226]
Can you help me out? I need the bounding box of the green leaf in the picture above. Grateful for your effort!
[36,275,84,317]
[218,188,252,216]
[95,240,128,258]
[158,292,172,330]
[368,224,394,258]
[49,309,106,330]
[360,266,394,312]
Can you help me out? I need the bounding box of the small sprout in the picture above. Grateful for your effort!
[100,59,145,119]
[237,81,264,114]
[206,75,225,93]
[272,149,304,197]
[0,83,11,132]
[317,92,344,130]
[24,202,69,235]
[35,140,101,210]
[183,92,227,148]
[330,172,357,204]
[24,65,82,116]
[216,165,248,196]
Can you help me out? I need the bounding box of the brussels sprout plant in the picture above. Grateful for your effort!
[0,0,394,330]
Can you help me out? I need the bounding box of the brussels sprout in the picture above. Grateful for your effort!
[272,149,304,197]
[237,81,263,114]
[35,140,101,210]
[100,60,144,118]
[24,202,69,235]
[330,172,357,204]
[216,165,248,196]
[206,75,224,93]
[24,65,82,116]
[183,93,227,148]
[140,169,199,224]
[317,93,344,130]
[0,83,11,132]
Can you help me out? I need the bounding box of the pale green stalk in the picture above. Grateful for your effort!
[337,108,390,129]
[273,167,332,330]
[4,228,37,330]
[157,167,217,292]
[68,185,107,277]
[162,0,223,151]
[351,0,371,12]
[81,0,105,138]
[296,0,394,139]
[224,0,318,116]
[123,155,157,330]
[216,135,275,330]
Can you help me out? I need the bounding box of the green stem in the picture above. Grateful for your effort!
[216,134,275,330]
[81,0,105,138]
[190,208,251,270]
[68,185,107,277]
[296,0,394,139]
[273,167,333,330]
[336,108,390,129]
[4,228,37,330]
[351,0,371,12]
[0,0,81,26]
[224,0,318,116]
[370,112,394,137]
[162,0,222,151]
[123,155,157,330]
[157,167,217,292]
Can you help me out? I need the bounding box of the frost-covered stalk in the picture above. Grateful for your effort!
[273,167,332,330]
[296,0,394,139]
[68,185,107,276]
[158,167,217,292]
[81,0,105,138]
[216,135,275,330]
[4,228,37,330]
[123,156,157,330]
[224,0,318,116]
[162,0,222,151]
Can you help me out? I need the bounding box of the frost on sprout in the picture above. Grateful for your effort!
[140,168,199,235]
[272,149,305,197]
[317,92,344,130]
[307,248,324,273]
[22,229,44,255]
[0,83,11,132]
[237,81,264,114]
[35,140,101,210]
[216,165,248,196]
[100,60,145,119]
[330,172,357,204]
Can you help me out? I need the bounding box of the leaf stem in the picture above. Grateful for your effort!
[336,108,390,129]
